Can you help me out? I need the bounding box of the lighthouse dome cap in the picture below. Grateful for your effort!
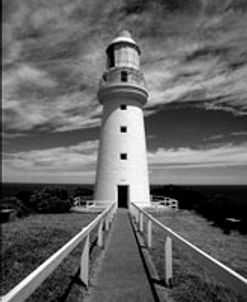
[106,29,141,54]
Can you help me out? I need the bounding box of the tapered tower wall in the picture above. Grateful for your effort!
[95,98,150,206]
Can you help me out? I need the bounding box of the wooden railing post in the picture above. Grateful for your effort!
[135,208,138,222]
[97,221,103,247]
[105,215,110,231]
[129,204,133,218]
[132,206,135,221]
[80,235,90,288]
[164,236,173,288]
[111,207,114,221]
[112,205,115,219]
[139,212,143,232]
[135,208,138,223]
[109,208,113,223]
[147,220,152,248]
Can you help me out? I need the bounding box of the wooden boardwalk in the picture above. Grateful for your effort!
[85,209,157,302]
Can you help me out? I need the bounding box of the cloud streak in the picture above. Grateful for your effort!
[3,140,98,183]
[148,143,247,169]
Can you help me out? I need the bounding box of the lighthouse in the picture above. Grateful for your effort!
[94,30,150,208]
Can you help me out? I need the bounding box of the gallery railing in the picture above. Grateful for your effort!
[99,67,146,87]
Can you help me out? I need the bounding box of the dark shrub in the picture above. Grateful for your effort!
[29,190,73,213]
[151,185,247,234]
[16,190,34,207]
[42,187,69,200]
[0,197,33,218]
[151,185,207,209]
[73,187,93,197]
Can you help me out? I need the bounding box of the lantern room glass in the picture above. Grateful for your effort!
[110,44,139,69]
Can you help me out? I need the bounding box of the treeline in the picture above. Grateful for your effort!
[151,185,247,234]
[0,186,94,218]
[2,184,246,233]
[1,183,94,199]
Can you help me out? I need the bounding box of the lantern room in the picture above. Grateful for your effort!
[106,30,140,70]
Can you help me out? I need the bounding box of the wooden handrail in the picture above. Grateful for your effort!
[130,202,247,299]
[2,203,116,302]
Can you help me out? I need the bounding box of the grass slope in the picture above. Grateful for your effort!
[1,212,97,301]
[151,210,247,302]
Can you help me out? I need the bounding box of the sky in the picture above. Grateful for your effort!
[2,0,247,185]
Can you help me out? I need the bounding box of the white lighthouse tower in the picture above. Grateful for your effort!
[94,30,150,208]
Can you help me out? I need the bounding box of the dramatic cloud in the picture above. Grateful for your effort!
[230,131,247,136]
[2,0,247,184]
[3,140,247,183]
[3,140,98,183]
[2,0,247,136]
[147,142,247,184]
[148,143,247,169]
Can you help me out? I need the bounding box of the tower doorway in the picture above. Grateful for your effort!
[117,185,129,208]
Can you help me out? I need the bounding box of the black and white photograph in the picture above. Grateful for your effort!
[2,1,247,301]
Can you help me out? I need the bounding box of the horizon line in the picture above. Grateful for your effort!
[2,182,247,186]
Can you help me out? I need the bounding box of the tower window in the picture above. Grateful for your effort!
[120,153,127,160]
[121,71,128,82]
[120,126,127,133]
[120,104,127,110]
